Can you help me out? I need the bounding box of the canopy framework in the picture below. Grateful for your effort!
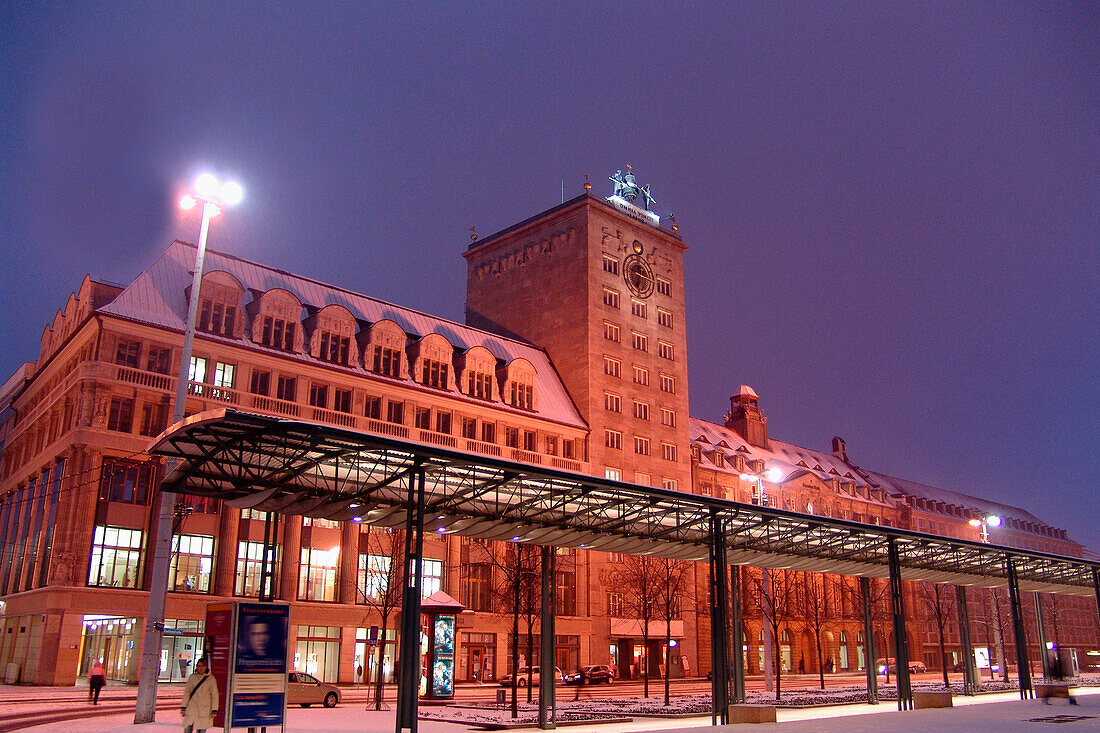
[154,409,1098,597]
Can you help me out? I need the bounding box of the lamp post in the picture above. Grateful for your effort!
[134,173,242,724]
[738,467,782,690]
[968,514,1002,543]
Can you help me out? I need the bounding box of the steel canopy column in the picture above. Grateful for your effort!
[708,513,730,725]
[538,545,556,730]
[860,577,878,704]
[729,563,745,704]
[955,585,977,696]
[887,538,912,711]
[1034,592,1050,682]
[396,463,426,733]
[1005,558,1033,699]
[1094,568,1100,642]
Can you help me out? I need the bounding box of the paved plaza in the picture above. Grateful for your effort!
[13,687,1099,732]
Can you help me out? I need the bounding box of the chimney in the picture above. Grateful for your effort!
[725,385,768,448]
[831,436,848,462]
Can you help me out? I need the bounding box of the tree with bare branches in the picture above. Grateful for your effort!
[914,581,955,687]
[357,527,406,710]
[609,554,662,698]
[796,572,830,689]
[657,557,692,705]
[751,568,798,700]
[481,540,542,716]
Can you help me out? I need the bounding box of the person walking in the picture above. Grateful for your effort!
[87,661,107,705]
[181,658,219,733]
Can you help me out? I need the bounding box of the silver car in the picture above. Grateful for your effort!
[288,671,341,707]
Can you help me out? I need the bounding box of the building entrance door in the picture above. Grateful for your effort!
[467,646,485,682]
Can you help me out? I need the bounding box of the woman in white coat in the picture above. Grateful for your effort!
[181,658,219,733]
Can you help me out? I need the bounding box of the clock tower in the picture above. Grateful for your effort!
[464,172,690,491]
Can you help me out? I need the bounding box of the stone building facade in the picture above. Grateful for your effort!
[0,188,1094,686]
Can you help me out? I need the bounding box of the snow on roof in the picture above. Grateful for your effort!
[98,241,586,428]
[864,470,1046,526]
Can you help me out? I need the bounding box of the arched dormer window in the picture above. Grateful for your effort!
[499,358,536,411]
[410,333,455,391]
[249,288,303,353]
[366,320,407,378]
[196,272,245,338]
[307,304,358,367]
[458,345,497,401]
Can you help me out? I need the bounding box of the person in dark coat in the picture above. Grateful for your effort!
[87,661,107,705]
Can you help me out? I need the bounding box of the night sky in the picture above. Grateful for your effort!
[2,4,1097,550]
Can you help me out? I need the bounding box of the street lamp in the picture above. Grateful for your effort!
[134,173,242,724]
[968,514,1002,543]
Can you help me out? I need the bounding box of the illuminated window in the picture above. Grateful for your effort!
[657,308,673,328]
[659,374,675,393]
[604,392,622,413]
[603,288,620,308]
[421,558,444,598]
[602,255,619,275]
[170,534,215,593]
[299,546,340,602]
[358,554,392,602]
[555,571,576,615]
[633,365,649,386]
[605,429,622,450]
[235,541,277,597]
[631,332,648,352]
[212,362,235,389]
[605,468,622,481]
[655,276,671,296]
[604,356,621,378]
[466,563,492,612]
[607,591,624,616]
[603,322,621,342]
[661,442,677,461]
[662,478,678,491]
[88,526,143,588]
[631,300,647,319]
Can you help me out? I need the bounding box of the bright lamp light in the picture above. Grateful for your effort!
[968,519,982,528]
[220,180,244,205]
[986,515,1002,528]
[764,467,783,483]
[194,173,219,197]
[179,195,197,210]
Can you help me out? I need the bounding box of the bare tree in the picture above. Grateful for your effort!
[657,557,692,705]
[751,568,798,700]
[483,540,541,715]
[914,582,955,688]
[609,554,662,698]
[357,527,405,710]
[840,576,893,679]
[797,572,829,689]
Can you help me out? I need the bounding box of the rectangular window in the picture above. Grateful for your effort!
[631,332,648,352]
[604,392,622,413]
[635,472,651,486]
[189,355,207,384]
[299,546,339,602]
[170,534,215,593]
[633,365,649,386]
[386,400,404,424]
[662,478,678,491]
[139,401,169,437]
[261,316,295,351]
[107,397,134,432]
[364,395,382,420]
[505,427,519,448]
[467,372,493,400]
[633,436,651,455]
[309,383,328,408]
[657,308,674,328]
[199,300,237,337]
[508,382,534,410]
[603,288,620,308]
[631,300,647,319]
[277,375,297,402]
[421,359,449,389]
[481,422,496,444]
[333,388,352,413]
[415,407,431,430]
[604,356,621,378]
[372,346,401,378]
[605,467,622,481]
[236,541,277,597]
[659,373,676,393]
[605,429,622,450]
[421,558,444,598]
[461,417,477,440]
[212,362,235,389]
[146,346,171,374]
[88,525,143,588]
[100,460,153,504]
[555,571,576,616]
[466,563,492,612]
[607,591,624,617]
[545,436,558,456]
[658,341,674,360]
[660,408,676,427]
[115,339,140,368]
[655,276,671,296]
[435,411,452,434]
[562,439,575,460]
[250,370,271,396]
[319,332,350,365]
[358,554,392,602]
[523,430,536,452]
[603,322,621,342]
[661,443,677,461]
[602,255,619,275]
[633,401,650,420]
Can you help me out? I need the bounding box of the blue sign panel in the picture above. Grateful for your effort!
[231,692,286,727]
[235,603,289,675]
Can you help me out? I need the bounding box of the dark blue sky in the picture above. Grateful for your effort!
[2,3,1097,550]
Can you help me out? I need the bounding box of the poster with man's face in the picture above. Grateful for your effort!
[235,603,289,674]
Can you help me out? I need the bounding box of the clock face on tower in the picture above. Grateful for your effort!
[623,253,655,298]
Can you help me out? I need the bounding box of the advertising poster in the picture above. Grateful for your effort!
[204,603,234,730]
[230,602,289,729]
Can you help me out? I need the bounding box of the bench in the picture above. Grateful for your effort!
[912,691,953,709]
[728,705,777,723]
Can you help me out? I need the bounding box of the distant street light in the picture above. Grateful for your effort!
[134,173,242,724]
[968,514,1002,543]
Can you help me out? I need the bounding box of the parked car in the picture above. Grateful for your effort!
[498,666,564,687]
[288,671,341,707]
[564,664,616,685]
[874,658,926,674]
